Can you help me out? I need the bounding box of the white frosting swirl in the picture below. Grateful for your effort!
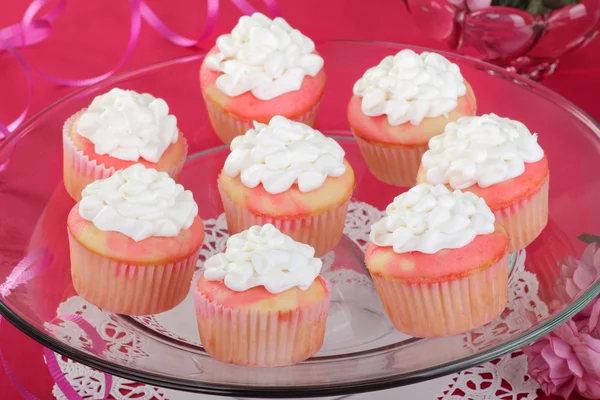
[204,13,324,100]
[76,88,178,163]
[352,49,467,126]
[370,184,495,254]
[203,224,322,293]
[421,113,545,189]
[223,116,346,194]
[79,164,198,242]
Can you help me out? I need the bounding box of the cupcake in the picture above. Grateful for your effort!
[195,224,330,367]
[366,184,509,337]
[218,116,355,257]
[67,164,204,315]
[348,49,476,187]
[200,13,326,144]
[63,88,188,201]
[417,113,548,252]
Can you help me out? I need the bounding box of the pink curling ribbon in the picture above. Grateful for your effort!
[0,0,281,140]
[0,0,66,139]
[0,0,65,51]
[0,250,114,399]
[44,315,112,400]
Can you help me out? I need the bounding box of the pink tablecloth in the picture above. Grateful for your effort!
[0,0,598,398]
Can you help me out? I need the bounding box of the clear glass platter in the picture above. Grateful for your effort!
[1,41,599,398]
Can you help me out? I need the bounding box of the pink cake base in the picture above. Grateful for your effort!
[68,232,200,316]
[494,177,549,252]
[371,254,509,337]
[62,111,187,201]
[204,97,321,145]
[219,184,350,257]
[193,285,330,367]
[353,132,427,187]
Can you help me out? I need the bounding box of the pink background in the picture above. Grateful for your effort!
[0,0,598,398]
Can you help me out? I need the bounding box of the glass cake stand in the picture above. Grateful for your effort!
[1,41,600,398]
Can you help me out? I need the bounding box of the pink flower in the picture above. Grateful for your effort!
[524,244,600,399]
[558,244,600,301]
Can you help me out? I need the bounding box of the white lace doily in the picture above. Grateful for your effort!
[48,201,543,400]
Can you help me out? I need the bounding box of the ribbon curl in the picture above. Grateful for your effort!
[44,315,113,400]
[0,0,280,138]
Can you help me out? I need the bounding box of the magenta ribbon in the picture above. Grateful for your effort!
[43,315,112,400]
[0,0,281,138]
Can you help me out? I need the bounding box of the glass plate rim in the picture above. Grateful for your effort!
[4,39,600,150]
[1,40,600,397]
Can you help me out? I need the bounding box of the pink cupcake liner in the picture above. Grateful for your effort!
[62,111,187,201]
[193,284,330,367]
[204,96,321,145]
[219,185,350,257]
[68,232,200,316]
[371,254,509,337]
[352,131,427,187]
[493,177,549,252]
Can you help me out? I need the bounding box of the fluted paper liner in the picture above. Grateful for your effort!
[352,131,427,187]
[219,184,350,257]
[204,97,321,144]
[68,232,200,316]
[494,177,549,252]
[62,110,187,201]
[194,285,330,367]
[371,254,509,337]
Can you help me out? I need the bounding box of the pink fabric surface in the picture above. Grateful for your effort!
[0,0,599,398]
